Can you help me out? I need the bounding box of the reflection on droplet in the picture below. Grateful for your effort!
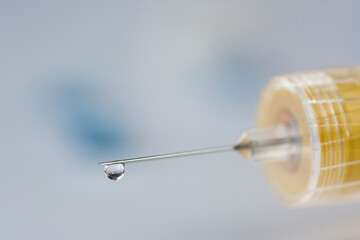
[104,164,125,181]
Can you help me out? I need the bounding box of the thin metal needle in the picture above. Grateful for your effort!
[99,145,236,165]
[98,137,296,166]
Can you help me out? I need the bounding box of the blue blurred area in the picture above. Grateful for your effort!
[41,73,131,161]
[202,49,269,104]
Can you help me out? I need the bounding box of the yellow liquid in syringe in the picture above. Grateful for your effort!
[258,66,360,206]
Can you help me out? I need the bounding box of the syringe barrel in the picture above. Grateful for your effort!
[257,66,360,206]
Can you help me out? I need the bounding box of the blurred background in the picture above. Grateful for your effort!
[1,1,360,239]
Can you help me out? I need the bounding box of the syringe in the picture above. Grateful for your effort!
[100,66,360,206]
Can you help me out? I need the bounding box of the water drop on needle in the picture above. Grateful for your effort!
[104,164,125,181]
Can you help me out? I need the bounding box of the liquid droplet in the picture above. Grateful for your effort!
[104,163,125,181]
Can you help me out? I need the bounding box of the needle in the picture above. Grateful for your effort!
[98,137,293,166]
[99,145,236,165]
